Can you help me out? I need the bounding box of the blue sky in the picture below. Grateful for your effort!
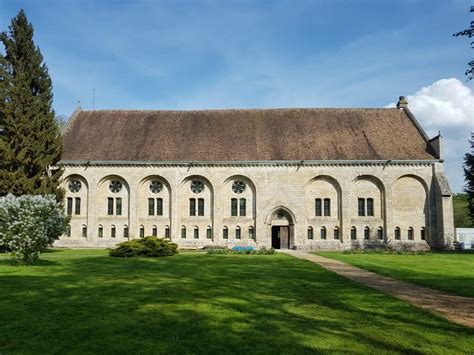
[1,0,473,191]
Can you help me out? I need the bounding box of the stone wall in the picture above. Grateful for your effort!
[56,161,454,250]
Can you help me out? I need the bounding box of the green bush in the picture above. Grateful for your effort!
[110,236,178,258]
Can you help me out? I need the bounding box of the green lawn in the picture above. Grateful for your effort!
[0,250,473,354]
[316,252,474,298]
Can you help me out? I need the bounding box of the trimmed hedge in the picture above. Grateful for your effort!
[110,236,178,258]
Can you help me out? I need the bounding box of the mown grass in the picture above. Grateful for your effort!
[0,249,473,354]
[316,251,474,298]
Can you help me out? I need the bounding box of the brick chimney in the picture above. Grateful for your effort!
[396,96,408,109]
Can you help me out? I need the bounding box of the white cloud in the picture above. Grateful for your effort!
[387,78,474,192]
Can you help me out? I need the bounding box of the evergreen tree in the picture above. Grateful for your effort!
[0,9,62,198]
[464,133,474,220]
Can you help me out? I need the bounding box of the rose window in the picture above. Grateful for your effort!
[109,180,123,193]
[232,181,246,194]
[191,180,204,194]
[68,180,82,193]
[149,180,163,194]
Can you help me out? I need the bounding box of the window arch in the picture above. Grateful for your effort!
[82,225,87,239]
[248,226,254,240]
[364,226,370,240]
[152,225,158,237]
[334,226,340,240]
[408,227,414,240]
[139,225,145,238]
[320,226,327,240]
[111,225,116,238]
[395,227,401,240]
[194,226,199,239]
[165,225,170,239]
[351,227,357,240]
[236,226,241,239]
[223,226,228,239]
[377,227,383,240]
[181,225,186,239]
[206,226,212,239]
[421,227,426,241]
[124,225,129,239]
[307,226,313,240]
[98,225,103,238]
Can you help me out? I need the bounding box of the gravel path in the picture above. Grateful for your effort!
[282,250,474,329]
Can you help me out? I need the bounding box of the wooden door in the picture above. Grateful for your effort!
[280,226,289,249]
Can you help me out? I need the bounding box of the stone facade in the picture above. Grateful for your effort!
[56,160,454,250]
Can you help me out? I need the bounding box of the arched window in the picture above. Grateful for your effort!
[139,225,145,238]
[165,226,170,239]
[107,197,114,215]
[198,198,205,216]
[223,226,228,239]
[351,227,357,240]
[358,198,365,216]
[421,227,426,240]
[395,227,401,240]
[156,198,163,216]
[75,197,81,215]
[148,198,155,216]
[231,198,238,216]
[194,226,199,239]
[408,227,414,240]
[236,226,241,239]
[152,225,157,237]
[82,225,87,239]
[66,224,71,237]
[377,227,383,240]
[124,225,129,239]
[334,227,339,240]
[206,226,212,239]
[323,198,331,216]
[320,226,327,240]
[307,226,313,240]
[67,197,73,215]
[189,198,196,216]
[366,198,374,216]
[181,226,186,239]
[249,226,254,240]
[98,225,103,238]
[111,225,116,238]
[364,227,370,240]
[239,198,246,216]
[116,198,122,216]
[315,199,322,216]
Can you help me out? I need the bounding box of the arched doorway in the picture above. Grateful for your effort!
[266,207,295,250]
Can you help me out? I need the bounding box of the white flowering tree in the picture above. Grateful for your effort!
[0,194,68,265]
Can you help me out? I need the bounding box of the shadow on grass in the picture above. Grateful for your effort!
[0,253,472,354]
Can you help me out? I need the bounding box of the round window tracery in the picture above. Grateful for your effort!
[109,180,123,193]
[68,180,82,193]
[190,180,204,194]
[232,181,246,194]
[149,180,163,194]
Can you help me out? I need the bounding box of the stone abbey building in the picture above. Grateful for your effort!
[56,97,454,250]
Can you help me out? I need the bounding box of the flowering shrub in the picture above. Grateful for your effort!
[0,194,68,265]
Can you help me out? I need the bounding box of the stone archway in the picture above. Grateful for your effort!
[266,207,296,250]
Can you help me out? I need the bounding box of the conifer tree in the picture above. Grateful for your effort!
[464,133,474,220]
[0,9,62,198]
